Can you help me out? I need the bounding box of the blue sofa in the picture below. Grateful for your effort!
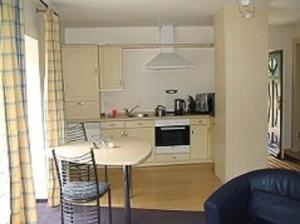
[204,169,300,224]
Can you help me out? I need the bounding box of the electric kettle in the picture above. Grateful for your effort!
[174,99,186,115]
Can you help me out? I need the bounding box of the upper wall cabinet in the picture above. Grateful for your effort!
[62,45,99,101]
[99,47,123,91]
[62,45,100,120]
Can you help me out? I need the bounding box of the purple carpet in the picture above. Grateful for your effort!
[37,202,206,224]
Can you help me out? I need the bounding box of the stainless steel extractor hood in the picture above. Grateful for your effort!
[144,25,194,70]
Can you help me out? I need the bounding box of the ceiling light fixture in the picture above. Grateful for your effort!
[236,0,255,18]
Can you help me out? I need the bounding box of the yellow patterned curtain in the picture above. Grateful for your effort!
[44,9,65,207]
[0,0,38,223]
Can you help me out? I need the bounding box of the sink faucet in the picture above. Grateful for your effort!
[124,105,140,117]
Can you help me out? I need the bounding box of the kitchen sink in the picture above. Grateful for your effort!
[127,113,149,118]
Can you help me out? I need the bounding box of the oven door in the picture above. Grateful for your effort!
[155,125,190,154]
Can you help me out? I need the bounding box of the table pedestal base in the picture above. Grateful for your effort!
[123,165,131,224]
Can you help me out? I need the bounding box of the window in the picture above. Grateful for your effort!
[0,87,10,224]
[24,35,47,199]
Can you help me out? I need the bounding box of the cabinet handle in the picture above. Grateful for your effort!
[192,130,194,135]
[138,122,143,125]
[78,102,84,105]
[172,156,177,160]
[109,124,116,127]
[198,120,203,123]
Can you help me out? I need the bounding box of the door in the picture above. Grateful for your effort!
[267,50,283,157]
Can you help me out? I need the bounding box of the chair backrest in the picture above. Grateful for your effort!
[66,123,88,143]
[204,169,300,224]
[247,169,300,199]
[52,149,100,201]
[247,169,300,224]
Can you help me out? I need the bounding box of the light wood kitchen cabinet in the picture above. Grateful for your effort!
[101,128,124,139]
[156,153,190,162]
[65,101,100,120]
[98,116,213,166]
[99,47,123,91]
[100,120,155,163]
[62,45,99,101]
[62,45,100,119]
[100,121,125,139]
[100,121,124,129]
[124,120,155,163]
[190,119,209,160]
[125,127,155,163]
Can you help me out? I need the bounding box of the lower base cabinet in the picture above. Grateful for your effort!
[190,125,208,160]
[97,116,213,166]
[125,128,155,163]
[155,153,190,162]
[101,128,124,139]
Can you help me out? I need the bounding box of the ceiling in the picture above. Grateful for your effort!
[47,0,300,27]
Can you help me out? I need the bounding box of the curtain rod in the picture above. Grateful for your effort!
[36,0,60,17]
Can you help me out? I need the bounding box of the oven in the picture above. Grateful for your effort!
[155,119,190,154]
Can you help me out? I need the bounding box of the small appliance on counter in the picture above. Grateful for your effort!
[164,89,178,113]
[187,95,196,114]
[174,98,186,115]
[195,93,215,116]
[155,105,166,117]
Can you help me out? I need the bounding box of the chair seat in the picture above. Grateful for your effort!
[62,181,109,201]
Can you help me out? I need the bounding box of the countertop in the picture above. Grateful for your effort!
[67,112,213,123]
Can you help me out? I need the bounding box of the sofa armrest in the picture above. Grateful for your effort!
[204,176,251,224]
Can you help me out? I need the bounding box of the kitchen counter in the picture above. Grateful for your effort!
[66,113,215,167]
[67,113,213,123]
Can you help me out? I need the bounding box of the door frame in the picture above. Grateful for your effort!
[291,38,300,156]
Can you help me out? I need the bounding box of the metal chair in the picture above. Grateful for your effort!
[52,149,112,224]
[66,123,88,143]
[66,122,111,202]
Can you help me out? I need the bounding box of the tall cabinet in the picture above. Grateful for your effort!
[62,45,100,119]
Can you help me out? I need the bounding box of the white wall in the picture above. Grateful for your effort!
[294,25,300,38]
[269,26,294,153]
[214,6,268,182]
[65,26,215,113]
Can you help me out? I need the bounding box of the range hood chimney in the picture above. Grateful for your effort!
[144,25,194,70]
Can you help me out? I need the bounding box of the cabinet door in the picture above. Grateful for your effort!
[190,125,208,160]
[125,128,155,163]
[65,101,100,120]
[62,45,99,101]
[101,128,124,139]
[99,47,123,91]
